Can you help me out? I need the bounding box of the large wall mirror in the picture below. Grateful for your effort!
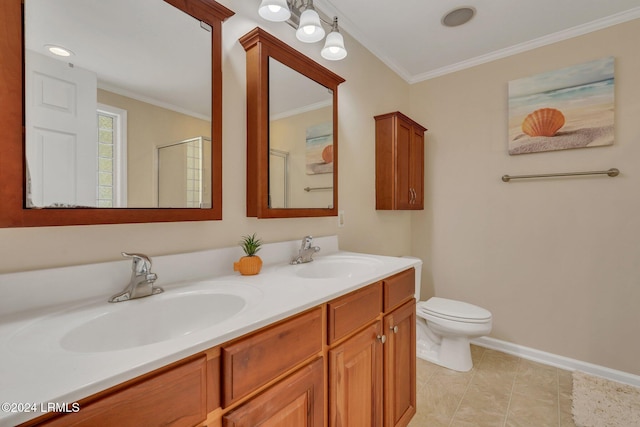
[0,0,233,227]
[240,28,345,218]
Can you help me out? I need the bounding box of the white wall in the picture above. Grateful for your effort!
[0,0,412,273]
[410,19,640,375]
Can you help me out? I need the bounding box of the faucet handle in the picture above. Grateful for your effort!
[301,235,314,250]
[122,252,152,274]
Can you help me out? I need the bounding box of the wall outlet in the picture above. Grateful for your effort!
[338,210,345,227]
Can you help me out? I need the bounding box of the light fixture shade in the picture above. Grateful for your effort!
[296,9,325,43]
[258,0,291,22]
[321,31,347,60]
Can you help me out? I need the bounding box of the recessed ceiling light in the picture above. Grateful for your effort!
[45,44,74,57]
[441,7,476,27]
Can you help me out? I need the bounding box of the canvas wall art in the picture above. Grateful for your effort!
[508,56,614,155]
[306,122,333,174]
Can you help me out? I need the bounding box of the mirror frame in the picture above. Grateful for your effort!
[0,0,233,227]
[239,27,345,218]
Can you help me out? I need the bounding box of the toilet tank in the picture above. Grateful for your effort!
[402,256,423,300]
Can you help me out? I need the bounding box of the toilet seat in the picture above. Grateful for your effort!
[417,297,491,324]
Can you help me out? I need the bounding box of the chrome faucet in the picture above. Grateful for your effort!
[291,236,321,264]
[109,252,163,303]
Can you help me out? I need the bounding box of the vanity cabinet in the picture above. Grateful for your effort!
[375,112,427,210]
[327,283,384,426]
[20,269,415,427]
[383,299,417,427]
[329,320,384,426]
[222,358,324,427]
[327,269,416,427]
[221,307,323,407]
[31,353,212,427]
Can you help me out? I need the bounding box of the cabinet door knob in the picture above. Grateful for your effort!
[377,334,387,344]
[390,325,399,334]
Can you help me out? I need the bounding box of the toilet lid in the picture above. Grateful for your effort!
[418,297,492,323]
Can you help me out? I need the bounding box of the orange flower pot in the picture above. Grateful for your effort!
[234,256,263,276]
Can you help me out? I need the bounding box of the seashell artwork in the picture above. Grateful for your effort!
[321,144,334,164]
[508,56,614,155]
[521,108,565,137]
[306,122,333,174]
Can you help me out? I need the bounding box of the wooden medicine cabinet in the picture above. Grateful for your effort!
[375,112,427,210]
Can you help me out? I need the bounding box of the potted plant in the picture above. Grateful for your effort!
[234,233,263,275]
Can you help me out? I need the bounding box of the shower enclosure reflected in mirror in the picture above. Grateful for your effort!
[157,137,212,208]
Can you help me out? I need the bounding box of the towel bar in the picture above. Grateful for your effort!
[304,186,333,192]
[502,168,619,182]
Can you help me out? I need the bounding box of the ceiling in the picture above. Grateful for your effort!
[314,0,640,83]
[25,0,211,119]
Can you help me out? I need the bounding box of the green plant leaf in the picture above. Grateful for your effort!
[239,233,262,256]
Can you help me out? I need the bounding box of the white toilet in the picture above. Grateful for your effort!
[410,261,492,372]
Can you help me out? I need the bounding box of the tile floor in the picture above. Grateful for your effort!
[408,345,576,427]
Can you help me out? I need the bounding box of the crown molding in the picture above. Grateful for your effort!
[410,7,640,83]
[97,82,211,121]
[314,1,640,84]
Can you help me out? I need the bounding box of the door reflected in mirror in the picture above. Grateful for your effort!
[268,58,334,209]
[24,0,211,209]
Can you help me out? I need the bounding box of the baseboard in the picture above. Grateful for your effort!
[471,336,640,388]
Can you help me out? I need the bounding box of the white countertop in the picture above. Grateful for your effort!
[0,237,420,426]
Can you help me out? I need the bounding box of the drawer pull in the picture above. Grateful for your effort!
[390,325,398,334]
[377,334,387,344]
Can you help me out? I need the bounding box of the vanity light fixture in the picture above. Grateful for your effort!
[258,0,291,22]
[45,44,73,57]
[258,0,347,60]
[295,5,324,42]
[321,17,346,60]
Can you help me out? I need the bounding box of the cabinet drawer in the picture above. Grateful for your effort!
[35,355,207,427]
[222,307,322,407]
[383,268,415,312]
[327,282,382,344]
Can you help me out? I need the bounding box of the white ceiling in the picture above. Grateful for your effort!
[25,0,211,119]
[314,0,640,83]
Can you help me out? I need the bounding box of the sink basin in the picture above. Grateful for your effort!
[61,293,245,352]
[291,255,383,279]
[10,282,261,353]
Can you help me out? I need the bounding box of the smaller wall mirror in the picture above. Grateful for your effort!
[240,28,345,218]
